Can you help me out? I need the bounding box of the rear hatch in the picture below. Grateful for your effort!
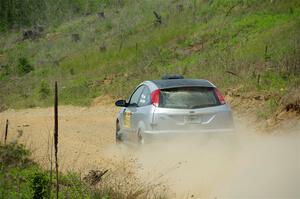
[152,87,233,131]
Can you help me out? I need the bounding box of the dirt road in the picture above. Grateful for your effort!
[0,104,299,198]
[0,105,119,171]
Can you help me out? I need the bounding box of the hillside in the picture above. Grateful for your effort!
[0,0,299,118]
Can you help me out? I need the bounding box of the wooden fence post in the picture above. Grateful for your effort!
[4,119,8,145]
[54,82,59,199]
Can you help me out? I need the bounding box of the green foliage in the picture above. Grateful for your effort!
[0,143,34,198]
[0,143,51,199]
[0,142,167,198]
[1,65,10,75]
[0,143,32,168]
[257,98,280,119]
[0,65,11,80]
[259,71,288,91]
[17,57,34,75]
[0,0,104,32]
[0,143,83,199]
[38,80,51,99]
[0,0,299,111]
[29,172,49,199]
[60,77,101,106]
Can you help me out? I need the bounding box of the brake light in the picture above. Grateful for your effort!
[214,88,226,104]
[151,89,160,106]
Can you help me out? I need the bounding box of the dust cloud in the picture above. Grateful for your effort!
[111,119,300,199]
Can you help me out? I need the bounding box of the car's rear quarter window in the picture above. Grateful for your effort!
[159,87,219,109]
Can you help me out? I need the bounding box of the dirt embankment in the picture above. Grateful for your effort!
[225,88,300,132]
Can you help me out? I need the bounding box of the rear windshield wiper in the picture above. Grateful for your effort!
[189,104,214,109]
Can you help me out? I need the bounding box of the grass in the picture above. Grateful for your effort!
[0,0,299,117]
[257,98,280,119]
[0,142,168,198]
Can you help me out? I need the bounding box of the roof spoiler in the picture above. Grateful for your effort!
[161,74,184,80]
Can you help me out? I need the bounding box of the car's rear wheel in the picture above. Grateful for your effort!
[116,120,122,143]
[137,129,145,145]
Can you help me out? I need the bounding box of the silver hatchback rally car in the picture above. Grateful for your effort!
[115,76,234,144]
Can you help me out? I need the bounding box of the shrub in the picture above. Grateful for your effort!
[0,143,32,168]
[0,65,11,80]
[1,64,10,76]
[17,57,34,75]
[29,172,50,199]
[0,0,103,31]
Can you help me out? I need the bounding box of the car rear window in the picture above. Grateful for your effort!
[159,87,219,109]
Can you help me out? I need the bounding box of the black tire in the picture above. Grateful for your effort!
[116,121,122,143]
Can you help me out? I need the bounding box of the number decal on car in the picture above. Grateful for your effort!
[124,111,131,128]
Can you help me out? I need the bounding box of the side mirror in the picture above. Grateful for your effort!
[115,99,127,107]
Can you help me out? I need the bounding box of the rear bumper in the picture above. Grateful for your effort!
[144,128,234,134]
[142,128,235,142]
